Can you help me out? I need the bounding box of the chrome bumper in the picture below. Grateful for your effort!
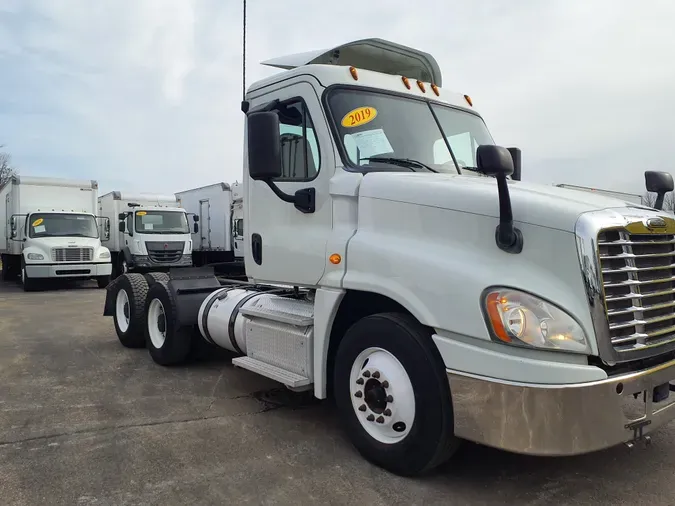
[448,358,675,456]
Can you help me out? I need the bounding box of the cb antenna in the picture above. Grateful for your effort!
[242,0,247,101]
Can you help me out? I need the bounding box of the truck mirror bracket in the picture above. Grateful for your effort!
[263,180,315,214]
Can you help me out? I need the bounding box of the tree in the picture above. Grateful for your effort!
[642,191,675,211]
[0,145,18,188]
[643,191,657,207]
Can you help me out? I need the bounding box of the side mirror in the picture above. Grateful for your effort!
[193,215,199,222]
[118,212,126,221]
[477,144,523,254]
[507,147,521,181]
[193,222,199,234]
[118,222,126,233]
[645,171,674,211]
[247,111,282,180]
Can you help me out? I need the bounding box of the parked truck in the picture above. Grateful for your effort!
[0,175,112,291]
[98,191,198,278]
[175,182,245,270]
[231,181,244,259]
[103,37,675,476]
[555,183,644,206]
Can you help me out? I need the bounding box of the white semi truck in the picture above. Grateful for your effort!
[175,182,245,272]
[103,38,675,476]
[0,175,112,291]
[98,191,198,279]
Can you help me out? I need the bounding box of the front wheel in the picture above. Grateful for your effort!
[20,260,39,292]
[333,312,460,476]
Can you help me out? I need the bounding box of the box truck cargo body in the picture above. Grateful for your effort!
[0,176,112,290]
[176,183,240,265]
[98,191,196,278]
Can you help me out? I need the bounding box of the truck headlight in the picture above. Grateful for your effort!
[27,253,44,260]
[482,288,590,354]
[99,250,110,259]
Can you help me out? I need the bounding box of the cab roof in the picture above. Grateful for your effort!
[260,38,442,86]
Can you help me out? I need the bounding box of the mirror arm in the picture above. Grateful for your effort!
[495,175,523,254]
[655,192,666,211]
[263,179,315,214]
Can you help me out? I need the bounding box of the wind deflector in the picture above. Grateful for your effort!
[261,38,443,87]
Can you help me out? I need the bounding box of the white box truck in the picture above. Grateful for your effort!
[98,191,197,278]
[0,175,112,291]
[175,182,245,274]
[103,38,675,476]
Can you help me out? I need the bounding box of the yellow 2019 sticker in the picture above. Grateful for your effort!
[136,211,147,216]
[32,218,44,227]
[341,106,377,128]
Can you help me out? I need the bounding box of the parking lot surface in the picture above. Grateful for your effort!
[2,279,675,505]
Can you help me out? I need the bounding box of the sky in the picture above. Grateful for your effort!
[1,0,674,196]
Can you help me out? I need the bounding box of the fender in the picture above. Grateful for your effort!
[121,246,133,266]
[102,276,120,316]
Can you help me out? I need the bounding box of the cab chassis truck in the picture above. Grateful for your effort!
[103,38,675,476]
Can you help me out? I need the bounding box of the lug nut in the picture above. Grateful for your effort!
[356,378,364,385]
[376,416,385,424]
[386,395,393,403]
[354,391,363,398]
[363,370,371,378]
[384,408,392,416]
[372,371,380,379]
[381,381,389,388]
[358,404,366,412]
[367,414,375,422]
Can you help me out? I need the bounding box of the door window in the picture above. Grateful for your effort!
[273,99,321,181]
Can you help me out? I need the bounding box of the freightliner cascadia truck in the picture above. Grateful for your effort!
[102,38,675,476]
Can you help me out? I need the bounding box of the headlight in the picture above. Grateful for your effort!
[482,288,590,354]
[99,250,111,259]
[27,253,44,260]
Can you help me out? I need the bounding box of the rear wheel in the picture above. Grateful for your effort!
[145,280,193,366]
[333,312,460,476]
[112,273,149,348]
[144,271,169,287]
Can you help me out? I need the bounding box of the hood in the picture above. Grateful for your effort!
[358,172,651,232]
[26,236,101,247]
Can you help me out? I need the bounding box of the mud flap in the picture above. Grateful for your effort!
[167,266,222,327]
[102,276,121,316]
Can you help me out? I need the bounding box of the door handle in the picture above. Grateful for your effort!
[251,233,262,265]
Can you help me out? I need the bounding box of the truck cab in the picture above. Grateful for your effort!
[104,38,675,476]
[116,205,196,275]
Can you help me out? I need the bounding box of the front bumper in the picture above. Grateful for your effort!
[26,262,112,279]
[131,254,192,269]
[449,357,675,456]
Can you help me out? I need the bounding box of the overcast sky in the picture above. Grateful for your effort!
[1,0,674,196]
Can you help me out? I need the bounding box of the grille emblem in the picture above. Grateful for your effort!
[646,217,667,230]
[164,243,168,249]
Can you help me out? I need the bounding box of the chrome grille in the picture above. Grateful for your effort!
[598,229,675,352]
[52,247,93,262]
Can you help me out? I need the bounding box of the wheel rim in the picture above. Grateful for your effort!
[21,267,25,284]
[147,298,167,349]
[122,261,128,274]
[115,289,130,333]
[349,346,415,444]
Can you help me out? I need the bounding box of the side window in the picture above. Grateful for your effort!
[126,213,133,234]
[275,99,321,181]
[433,133,480,169]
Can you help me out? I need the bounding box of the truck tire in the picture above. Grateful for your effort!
[144,272,169,287]
[112,273,149,348]
[144,280,193,366]
[333,312,460,476]
[20,259,39,292]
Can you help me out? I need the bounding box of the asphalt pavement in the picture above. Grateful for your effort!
[1,278,675,505]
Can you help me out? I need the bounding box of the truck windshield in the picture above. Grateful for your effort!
[135,210,189,234]
[28,213,98,238]
[326,88,495,175]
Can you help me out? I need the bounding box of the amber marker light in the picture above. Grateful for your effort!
[329,253,342,265]
[416,80,426,93]
[430,84,440,96]
[349,66,359,81]
[464,94,473,107]
[485,292,511,343]
[401,76,411,89]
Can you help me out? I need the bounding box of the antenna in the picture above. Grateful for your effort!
[242,0,247,101]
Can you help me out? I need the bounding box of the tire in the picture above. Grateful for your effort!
[144,272,169,287]
[20,259,39,292]
[112,273,149,348]
[97,275,111,288]
[333,312,460,476]
[144,280,193,366]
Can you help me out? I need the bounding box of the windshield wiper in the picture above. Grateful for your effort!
[364,156,438,173]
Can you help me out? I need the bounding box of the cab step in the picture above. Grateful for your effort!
[232,356,311,388]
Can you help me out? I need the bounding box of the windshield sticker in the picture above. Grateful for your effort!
[341,106,377,128]
[33,225,46,234]
[136,211,147,216]
[32,218,44,227]
[350,128,394,159]
[144,223,154,230]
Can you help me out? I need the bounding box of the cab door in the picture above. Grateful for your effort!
[244,79,334,286]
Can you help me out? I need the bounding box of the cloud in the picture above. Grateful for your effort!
[0,0,674,197]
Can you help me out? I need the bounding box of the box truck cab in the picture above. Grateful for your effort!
[98,191,197,278]
[104,38,675,476]
[0,176,112,291]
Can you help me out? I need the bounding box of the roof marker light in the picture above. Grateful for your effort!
[431,83,440,96]
[416,80,426,93]
[464,94,473,107]
[349,66,359,81]
[401,76,411,89]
